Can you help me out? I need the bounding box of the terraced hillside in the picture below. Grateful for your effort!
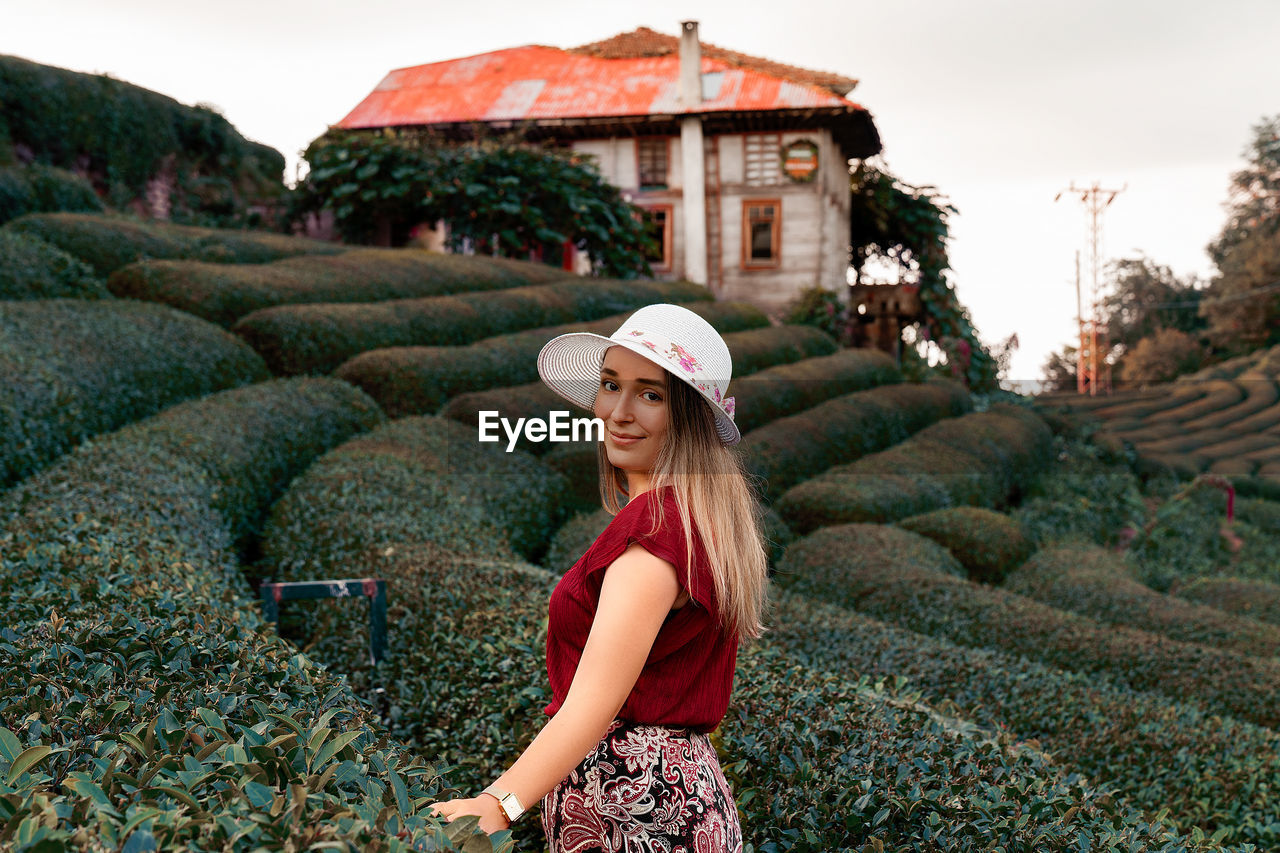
[1,214,1275,851]
[1035,342,1280,483]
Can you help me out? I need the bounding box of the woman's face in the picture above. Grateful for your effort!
[594,345,670,483]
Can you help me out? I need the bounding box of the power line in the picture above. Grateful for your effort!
[1112,279,1280,310]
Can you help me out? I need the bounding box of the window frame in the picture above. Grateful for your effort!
[741,198,782,269]
[636,137,671,191]
[637,203,674,272]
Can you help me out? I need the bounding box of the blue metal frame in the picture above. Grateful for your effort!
[259,578,388,665]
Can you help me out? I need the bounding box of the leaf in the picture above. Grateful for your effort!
[388,768,409,817]
[0,727,21,763]
[5,745,52,784]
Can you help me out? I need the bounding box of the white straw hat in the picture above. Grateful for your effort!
[537,303,740,445]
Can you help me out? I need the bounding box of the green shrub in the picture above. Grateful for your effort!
[0,228,107,299]
[724,641,1225,852]
[109,248,573,327]
[0,299,269,489]
[6,212,343,276]
[0,54,284,223]
[1177,575,1280,626]
[0,380,489,850]
[766,590,1280,848]
[776,403,1052,533]
[0,163,103,225]
[742,378,971,502]
[232,278,710,375]
[337,302,771,417]
[1006,544,1280,659]
[898,506,1034,583]
[1011,434,1149,548]
[776,522,1280,731]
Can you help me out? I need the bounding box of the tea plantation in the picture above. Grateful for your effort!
[2,213,1276,851]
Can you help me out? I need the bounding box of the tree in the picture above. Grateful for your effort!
[291,129,656,278]
[1201,115,1280,353]
[1040,344,1078,394]
[847,161,999,392]
[1116,328,1207,388]
[1100,255,1205,353]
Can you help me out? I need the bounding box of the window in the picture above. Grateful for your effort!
[744,134,782,186]
[742,200,780,268]
[637,138,669,190]
[640,205,673,271]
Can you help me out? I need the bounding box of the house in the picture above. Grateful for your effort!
[335,22,881,313]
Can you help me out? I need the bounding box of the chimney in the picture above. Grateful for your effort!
[678,20,702,107]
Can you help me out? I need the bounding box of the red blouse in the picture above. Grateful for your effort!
[544,486,738,733]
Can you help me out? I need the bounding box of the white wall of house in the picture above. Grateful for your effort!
[570,127,851,311]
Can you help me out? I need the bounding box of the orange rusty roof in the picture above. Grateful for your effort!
[336,40,867,130]
[567,26,858,97]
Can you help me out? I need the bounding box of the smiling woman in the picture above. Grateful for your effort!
[430,303,768,851]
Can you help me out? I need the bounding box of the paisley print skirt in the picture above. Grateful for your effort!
[541,719,743,853]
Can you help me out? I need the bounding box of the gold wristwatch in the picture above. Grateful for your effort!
[482,784,526,823]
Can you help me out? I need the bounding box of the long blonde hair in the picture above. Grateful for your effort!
[598,373,769,642]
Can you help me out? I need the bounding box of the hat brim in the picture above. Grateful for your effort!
[537,332,741,446]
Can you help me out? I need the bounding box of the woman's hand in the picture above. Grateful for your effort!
[428,794,511,835]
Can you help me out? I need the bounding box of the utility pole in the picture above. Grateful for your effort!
[1056,181,1125,396]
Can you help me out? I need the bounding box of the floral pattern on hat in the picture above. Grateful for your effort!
[618,332,735,424]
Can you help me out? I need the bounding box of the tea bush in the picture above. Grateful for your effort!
[1006,544,1280,659]
[776,403,1052,533]
[0,163,103,224]
[109,249,571,327]
[232,278,710,375]
[0,228,107,299]
[766,591,1280,848]
[1177,576,1280,626]
[898,506,1035,583]
[337,302,773,417]
[5,212,343,276]
[775,523,1280,730]
[0,379,493,850]
[742,378,970,501]
[0,299,268,489]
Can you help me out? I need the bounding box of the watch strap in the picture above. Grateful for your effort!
[482,784,525,823]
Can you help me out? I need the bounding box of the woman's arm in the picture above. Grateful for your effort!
[429,542,681,832]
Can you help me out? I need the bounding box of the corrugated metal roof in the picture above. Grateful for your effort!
[336,44,867,130]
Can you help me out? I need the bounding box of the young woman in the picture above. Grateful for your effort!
[429,303,769,851]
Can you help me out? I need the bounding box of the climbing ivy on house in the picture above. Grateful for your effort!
[292,128,655,279]
[849,162,998,391]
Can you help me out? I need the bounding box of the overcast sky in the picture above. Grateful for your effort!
[5,0,1279,388]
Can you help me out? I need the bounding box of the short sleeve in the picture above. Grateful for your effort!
[586,488,714,611]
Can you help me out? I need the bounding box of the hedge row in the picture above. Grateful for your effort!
[336,301,775,417]
[0,299,268,489]
[776,403,1053,534]
[109,249,573,327]
[1005,544,1280,659]
[0,380,493,851]
[0,163,102,225]
[1178,576,1280,627]
[5,212,343,277]
[231,278,710,375]
[897,506,1035,583]
[253,430,1227,851]
[0,228,107,299]
[1010,434,1150,549]
[741,378,970,502]
[776,522,1280,731]
[1126,486,1280,591]
[766,590,1280,848]
[252,417,577,850]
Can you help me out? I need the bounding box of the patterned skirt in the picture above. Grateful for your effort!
[541,719,744,853]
